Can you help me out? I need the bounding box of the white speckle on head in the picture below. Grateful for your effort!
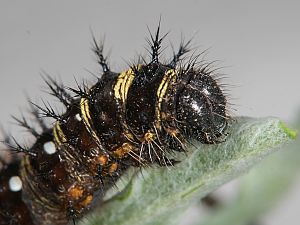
[9,176,22,192]
[202,88,210,96]
[75,113,82,122]
[191,100,203,115]
[43,141,57,155]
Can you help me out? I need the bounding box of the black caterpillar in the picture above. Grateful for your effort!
[0,24,230,225]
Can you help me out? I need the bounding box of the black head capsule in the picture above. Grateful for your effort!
[175,69,229,144]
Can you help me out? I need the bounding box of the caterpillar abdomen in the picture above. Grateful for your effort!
[0,24,230,225]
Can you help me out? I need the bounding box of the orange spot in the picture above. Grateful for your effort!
[96,155,108,166]
[124,131,134,141]
[68,186,84,200]
[144,132,155,142]
[166,128,180,137]
[114,142,133,158]
[109,162,118,175]
[80,195,93,207]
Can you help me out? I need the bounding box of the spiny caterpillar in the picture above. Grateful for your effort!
[0,24,230,225]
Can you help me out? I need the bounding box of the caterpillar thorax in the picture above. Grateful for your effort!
[0,25,230,225]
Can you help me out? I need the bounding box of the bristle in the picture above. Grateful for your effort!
[11,115,39,137]
[146,18,168,63]
[91,34,110,73]
[66,205,77,225]
[0,126,12,147]
[28,101,48,131]
[169,37,193,67]
[41,73,74,108]
[30,101,64,122]
[93,164,104,186]
[2,136,36,157]
[67,79,90,99]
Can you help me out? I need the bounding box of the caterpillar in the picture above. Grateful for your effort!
[0,23,230,225]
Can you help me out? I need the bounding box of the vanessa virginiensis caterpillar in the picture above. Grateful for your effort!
[0,23,230,225]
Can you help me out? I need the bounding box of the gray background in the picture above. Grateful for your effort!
[0,1,299,224]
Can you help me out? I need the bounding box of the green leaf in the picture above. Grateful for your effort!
[79,117,296,225]
[199,117,300,225]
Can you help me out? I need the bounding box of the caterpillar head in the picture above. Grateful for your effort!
[175,69,229,144]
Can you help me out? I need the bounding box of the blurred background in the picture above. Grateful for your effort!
[0,1,299,225]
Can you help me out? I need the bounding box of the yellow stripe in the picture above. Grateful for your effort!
[80,97,101,144]
[80,97,92,128]
[155,69,177,128]
[53,121,67,145]
[114,65,141,103]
